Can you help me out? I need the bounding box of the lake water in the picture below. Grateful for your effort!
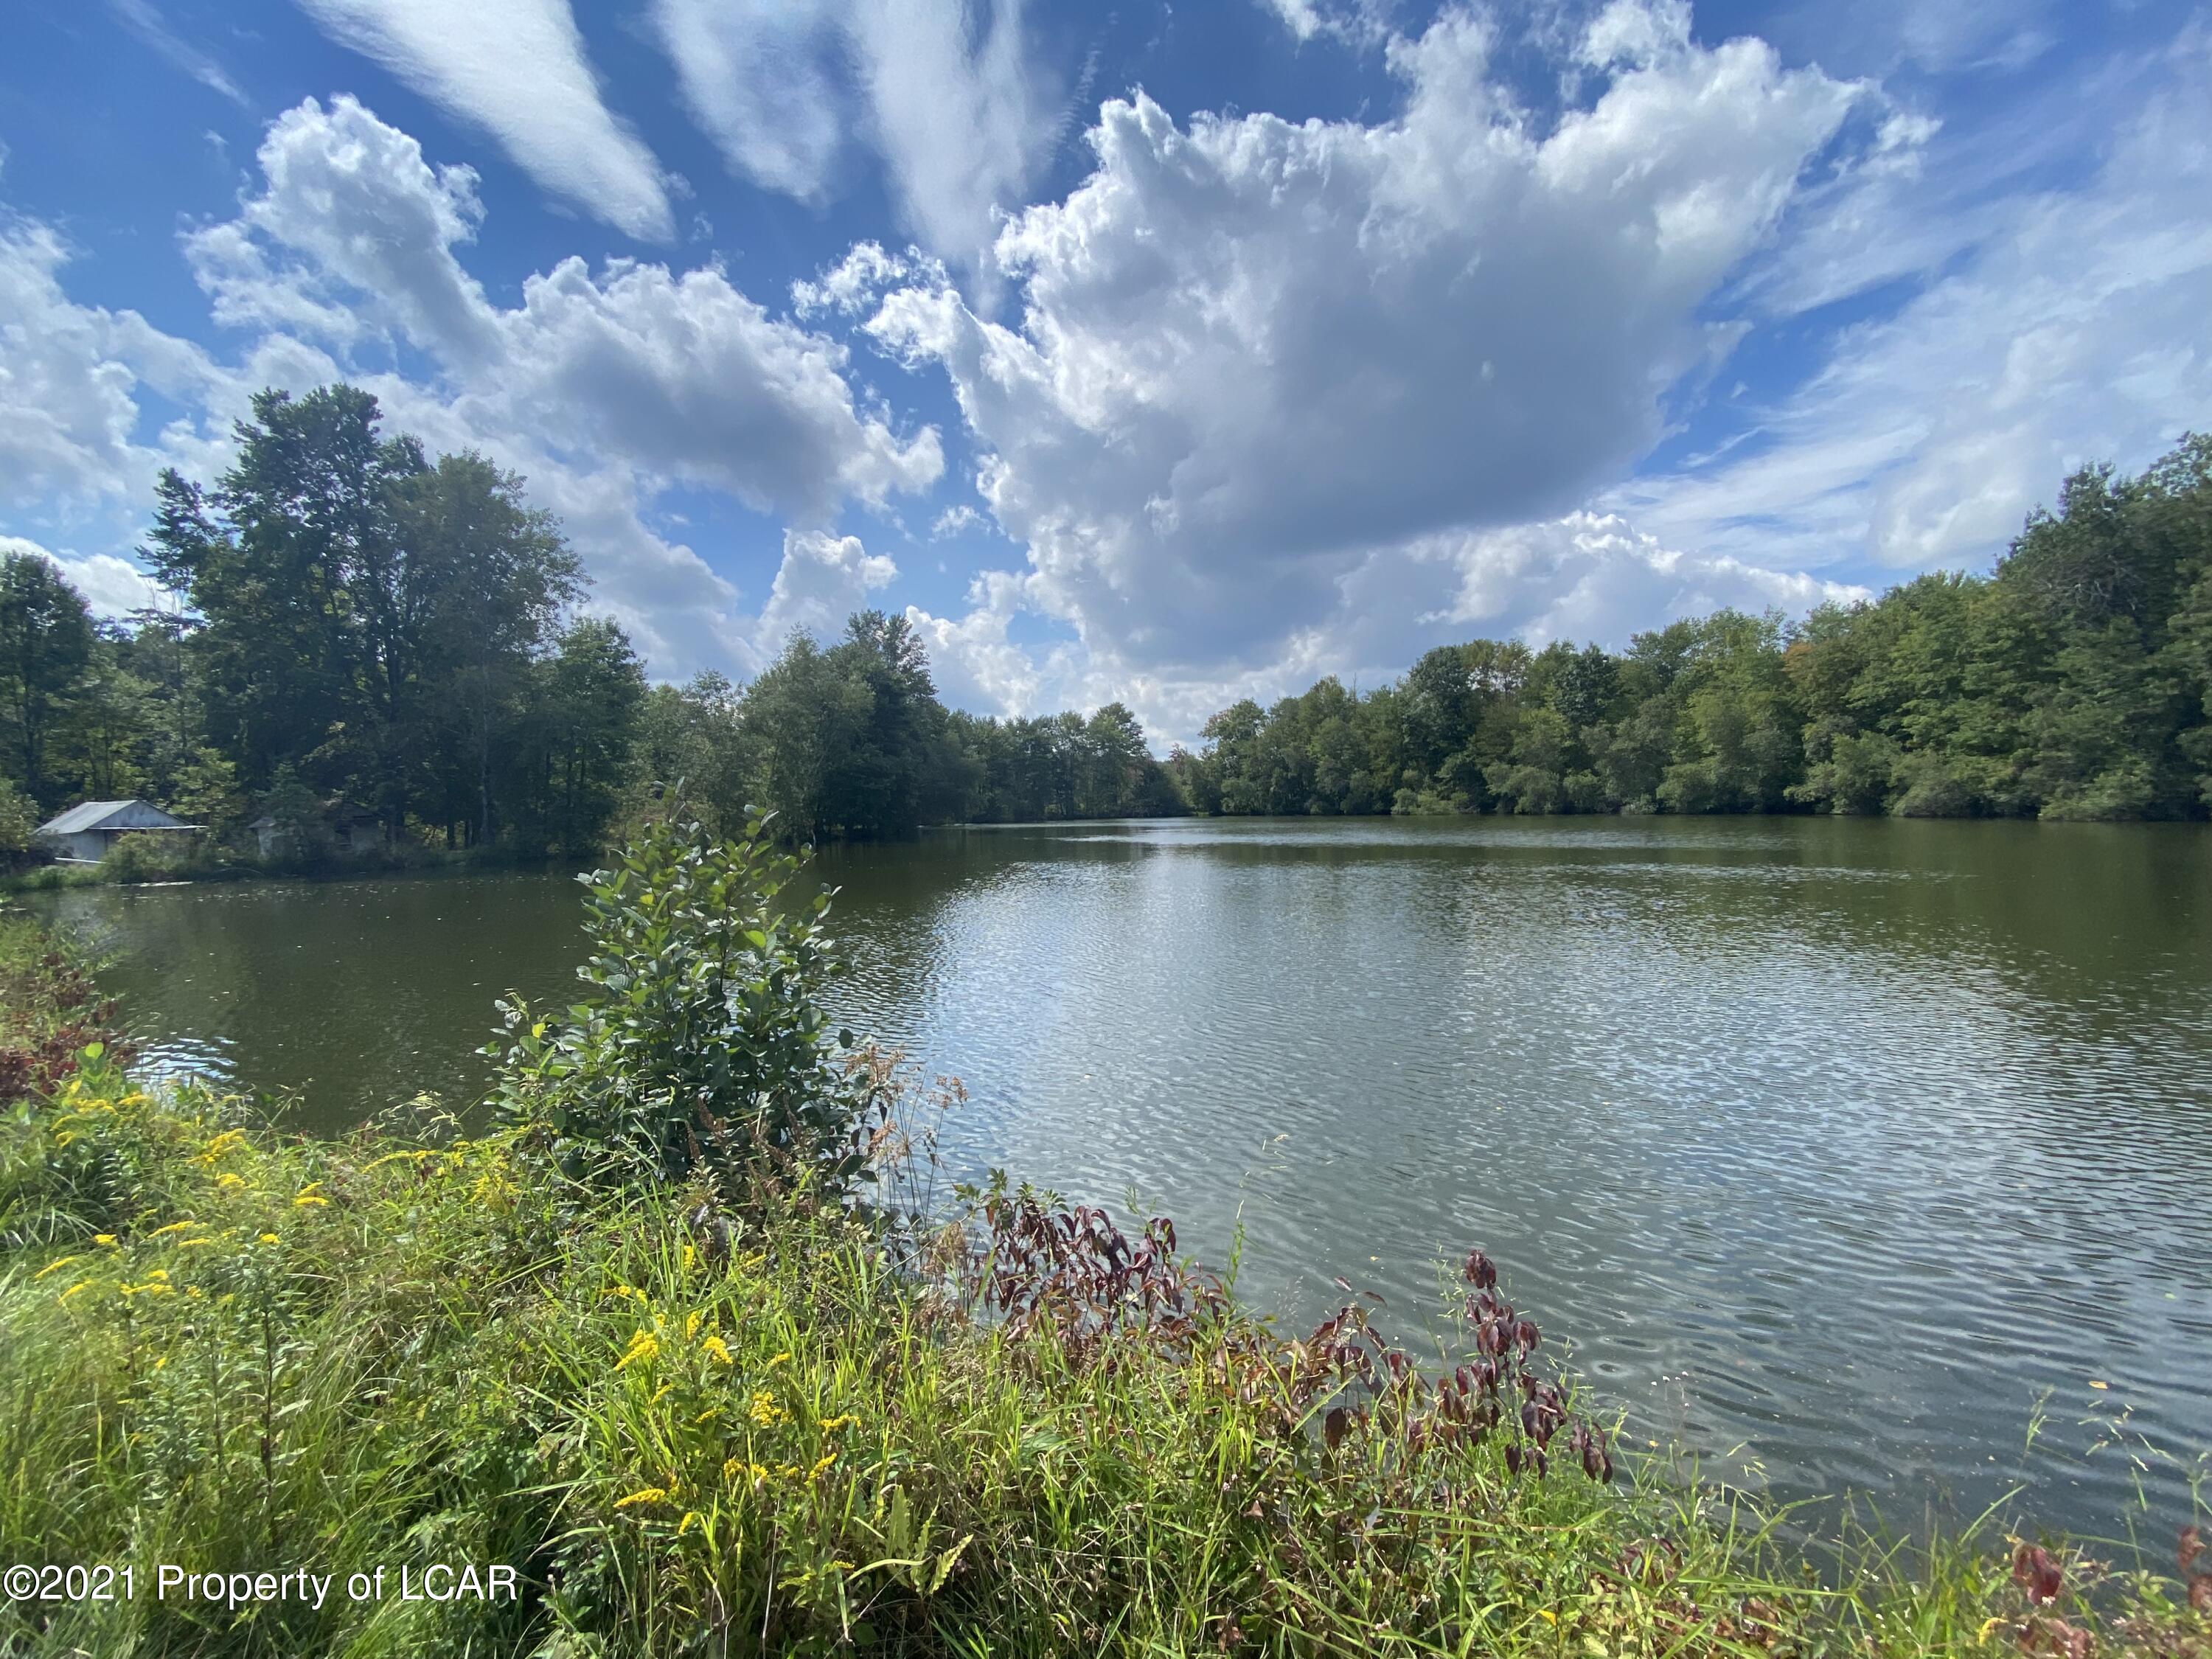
[29,816,2212,1541]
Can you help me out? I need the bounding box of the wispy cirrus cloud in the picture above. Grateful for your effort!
[653,0,1061,276]
[291,0,675,240]
[107,0,248,105]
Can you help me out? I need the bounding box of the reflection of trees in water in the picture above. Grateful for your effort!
[39,876,591,1133]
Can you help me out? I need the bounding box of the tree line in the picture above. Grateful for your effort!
[1178,436,2212,822]
[0,383,1186,858]
[2,384,2206,860]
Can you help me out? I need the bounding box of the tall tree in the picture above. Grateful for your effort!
[145,386,428,802]
[397,451,582,844]
[0,552,94,808]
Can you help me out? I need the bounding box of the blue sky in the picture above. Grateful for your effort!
[3,0,2206,743]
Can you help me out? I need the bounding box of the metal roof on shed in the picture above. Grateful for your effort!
[36,799,188,835]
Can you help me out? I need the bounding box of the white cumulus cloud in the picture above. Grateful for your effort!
[0,535,167,617]
[752,529,900,658]
[2,96,945,680]
[863,2,1863,685]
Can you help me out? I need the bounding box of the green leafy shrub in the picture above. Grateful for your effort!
[487,802,866,1191]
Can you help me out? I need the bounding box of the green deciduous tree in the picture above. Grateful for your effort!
[0,552,95,810]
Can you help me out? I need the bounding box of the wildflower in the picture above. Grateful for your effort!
[808,1453,837,1481]
[58,1280,95,1304]
[293,1189,330,1208]
[677,1511,700,1537]
[701,1335,734,1366]
[651,1383,673,1405]
[818,1413,855,1431]
[194,1129,246,1166]
[748,1391,786,1427]
[602,1284,640,1301]
[1537,1612,1557,1626]
[613,1487,667,1511]
[34,1256,81,1281]
[145,1269,168,1281]
[258,1233,279,1245]
[684,1310,703,1342]
[614,1328,661,1373]
[148,1220,201,1239]
[177,1238,215,1249]
[215,1172,246,1192]
[681,1242,696,1271]
[93,1234,117,1248]
[1978,1618,2006,1643]
[768,1351,791,1368]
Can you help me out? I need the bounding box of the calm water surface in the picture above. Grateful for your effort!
[32,817,2212,1539]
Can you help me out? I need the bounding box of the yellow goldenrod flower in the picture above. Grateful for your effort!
[193,1129,246,1166]
[34,1255,81,1281]
[676,1510,699,1537]
[613,1487,667,1511]
[293,1194,330,1208]
[1978,1618,2006,1643]
[748,1391,786,1427]
[768,1351,791,1368]
[145,1268,168,1281]
[259,1233,280,1245]
[817,1413,855,1431]
[651,1382,673,1405]
[808,1453,837,1481]
[684,1310,703,1342]
[177,1238,215,1249]
[1537,1611,1557,1626]
[701,1335,734,1366]
[614,1328,660,1373]
[681,1242,696,1270]
[58,1280,95,1304]
[93,1234,117,1248]
[148,1220,201,1239]
[215,1172,246,1191]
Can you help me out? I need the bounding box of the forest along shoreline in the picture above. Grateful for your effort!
[4,814,2211,1657]
[4,388,2211,893]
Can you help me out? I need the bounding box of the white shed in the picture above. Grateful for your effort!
[34,799,198,863]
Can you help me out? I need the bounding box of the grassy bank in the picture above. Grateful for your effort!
[2,826,2208,1656]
